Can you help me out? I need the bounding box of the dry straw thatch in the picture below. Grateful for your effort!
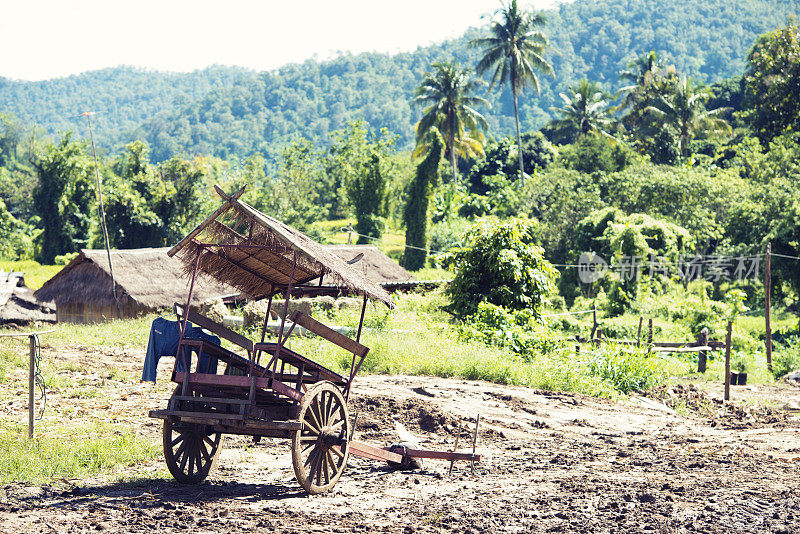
[168,187,395,308]
[34,248,235,312]
[325,245,414,285]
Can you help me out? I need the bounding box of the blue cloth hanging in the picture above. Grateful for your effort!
[141,317,220,382]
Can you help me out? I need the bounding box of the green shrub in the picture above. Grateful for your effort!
[458,302,564,358]
[446,218,558,317]
[772,335,800,379]
[427,217,473,266]
[559,134,636,174]
[587,347,669,393]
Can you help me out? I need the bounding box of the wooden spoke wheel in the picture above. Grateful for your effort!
[162,388,223,484]
[163,419,222,484]
[291,381,351,494]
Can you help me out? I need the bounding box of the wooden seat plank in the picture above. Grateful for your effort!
[254,342,346,386]
[290,311,368,358]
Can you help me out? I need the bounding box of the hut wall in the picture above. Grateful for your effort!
[56,300,148,324]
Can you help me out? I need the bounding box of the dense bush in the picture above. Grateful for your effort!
[587,347,668,394]
[457,302,564,358]
[446,219,558,317]
[558,134,636,174]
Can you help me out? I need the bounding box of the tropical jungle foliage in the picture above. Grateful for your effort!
[1,1,799,391]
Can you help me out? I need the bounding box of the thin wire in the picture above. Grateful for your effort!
[341,227,448,255]
[771,253,800,261]
[553,254,768,269]
[541,309,595,318]
[340,226,800,265]
[32,334,46,420]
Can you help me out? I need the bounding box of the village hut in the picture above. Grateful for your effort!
[34,248,235,323]
[324,245,415,286]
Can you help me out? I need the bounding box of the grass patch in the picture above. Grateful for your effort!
[14,313,162,349]
[0,343,27,380]
[280,292,672,398]
[0,424,159,483]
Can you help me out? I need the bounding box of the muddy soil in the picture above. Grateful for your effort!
[2,345,800,533]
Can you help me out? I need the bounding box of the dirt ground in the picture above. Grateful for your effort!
[2,343,800,533]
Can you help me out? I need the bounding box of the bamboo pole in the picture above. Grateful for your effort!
[471,414,480,473]
[83,112,119,319]
[765,242,773,373]
[448,420,462,476]
[724,321,733,401]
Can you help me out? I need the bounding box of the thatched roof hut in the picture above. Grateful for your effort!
[324,245,414,285]
[34,248,235,323]
[168,186,394,308]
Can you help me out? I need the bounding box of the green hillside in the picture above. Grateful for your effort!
[1,0,798,161]
[0,66,257,153]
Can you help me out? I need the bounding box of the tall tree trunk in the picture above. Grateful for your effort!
[512,84,524,186]
[448,110,457,184]
[681,121,689,157]
[450,140,457,184]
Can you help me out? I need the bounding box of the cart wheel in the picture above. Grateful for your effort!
[291,381,351,494]
[162,419,222,484]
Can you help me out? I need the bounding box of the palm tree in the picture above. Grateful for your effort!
[471,0,553,185]
[412,61,489,184]
[619,51,663,97]
[646,77,731,156]
[551,79,613,142]
[617,51,677,132]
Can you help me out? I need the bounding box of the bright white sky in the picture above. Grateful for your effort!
[0,0,564,81]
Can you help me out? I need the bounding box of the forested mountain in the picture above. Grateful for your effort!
[1,0,798,162]
[0,66,256,153]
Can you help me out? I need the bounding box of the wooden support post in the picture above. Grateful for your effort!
[765,242,773,373]
[351,411,359,441]
[636,317,643,348]
[697,327,709,373]
[28,335,35,439]
[647,318,653,345]
[471,414,480,473]
[724,320,733,401]
[591,306,598,339]
[448,420,462,476]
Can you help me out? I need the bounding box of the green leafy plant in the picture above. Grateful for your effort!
[445,218,557,317]
[587,347,669,394]
[457,301,563,358]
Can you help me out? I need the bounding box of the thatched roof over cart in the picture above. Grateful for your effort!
[325,245,414,285]
[168,186,395,308]
[34,248,235,309]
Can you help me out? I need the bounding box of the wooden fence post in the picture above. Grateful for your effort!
[636,317,643,348]
[724,321,733,401]
[765,242,773,373]
[647,318,653,345]
[697,327,709,373]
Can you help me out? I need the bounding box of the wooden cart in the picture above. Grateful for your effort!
[149,186,394,494]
